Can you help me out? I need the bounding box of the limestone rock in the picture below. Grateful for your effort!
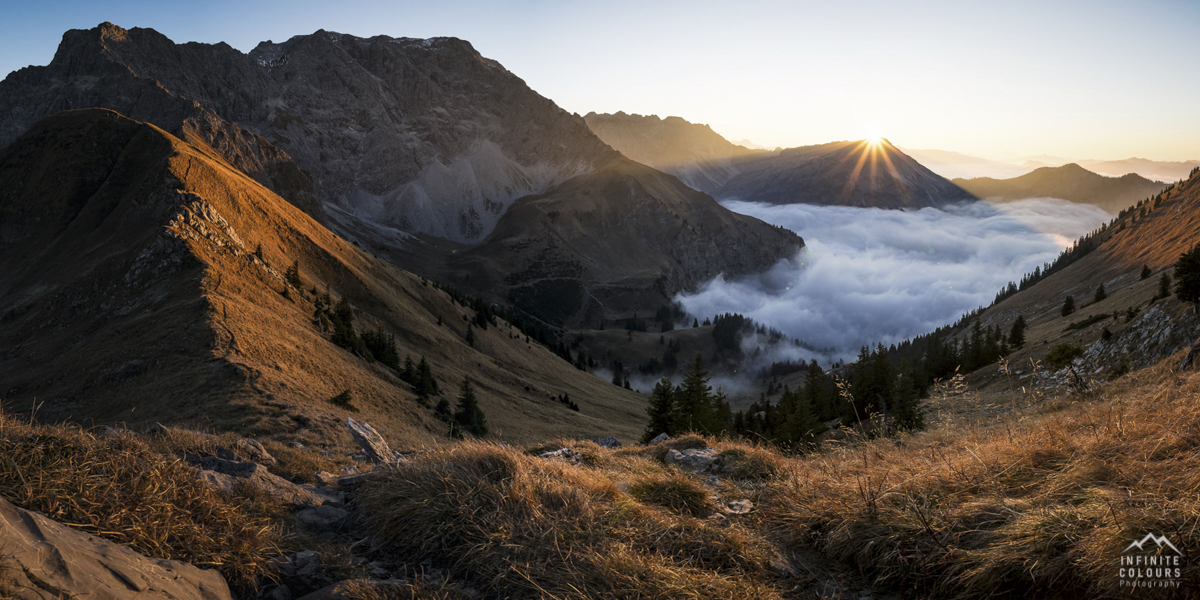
[345,418,391,464]
[664,448,721,473]
[234,438,276,465]
[537,448,583,464]
[592,436,621,449]
[195,457,332,507]
[648,433,671,444]
[0,495,231,600]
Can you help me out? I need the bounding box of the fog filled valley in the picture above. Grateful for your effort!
[3,14,1200,600]
[679,198,1115,363]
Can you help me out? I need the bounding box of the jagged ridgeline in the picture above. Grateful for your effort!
[0,22,802,329]
[0,109,649,444]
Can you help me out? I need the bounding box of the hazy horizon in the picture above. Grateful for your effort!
[1,0,1197,163]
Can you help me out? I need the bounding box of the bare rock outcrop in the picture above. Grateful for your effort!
[0,495,231,600]
[345,418,392,464]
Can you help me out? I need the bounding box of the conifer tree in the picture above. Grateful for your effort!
[416,357,439,398]
[1094,283,1106,303]
[1141,264,1152,280]
[402,355,417,385]
[642,376,676,442]
[674,355,716,433]
[1061,295,1075,317]
[1174,242,1200,311]
[452,378,488,437]
[892,361,925,432]
[804,359,832,420]
[285,260,303,289]
[1008,315,1027,347]
[1158,273,1173,300]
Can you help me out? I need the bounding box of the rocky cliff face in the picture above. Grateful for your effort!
[0,23,615,243]
[0,24,801,328]
[0,24,323,219]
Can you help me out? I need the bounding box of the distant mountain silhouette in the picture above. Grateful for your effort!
[586,112,974,209]
[954,163,1167,213]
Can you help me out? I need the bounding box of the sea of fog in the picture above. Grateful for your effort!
[675,198,1114,365]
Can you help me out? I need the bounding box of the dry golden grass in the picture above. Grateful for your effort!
[763,353,1200,598]
[0,412,282,588]
[340,579,475,600]
[261,439,350,482]
[357,442,781,599]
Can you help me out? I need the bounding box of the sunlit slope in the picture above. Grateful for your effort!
[959,168,1200,381]
[0,109,647,445]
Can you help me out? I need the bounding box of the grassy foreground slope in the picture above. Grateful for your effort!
[350,352,1200,599]
[3,351,1196,598]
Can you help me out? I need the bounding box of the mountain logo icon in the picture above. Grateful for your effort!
[1123,533,1182,555]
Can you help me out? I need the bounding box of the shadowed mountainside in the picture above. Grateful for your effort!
[954,163,1167,213]
[450,156,802,327]
[0,109,648,444]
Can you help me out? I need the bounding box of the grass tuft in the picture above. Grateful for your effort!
[357,442,779,599]
[0,413,281,588]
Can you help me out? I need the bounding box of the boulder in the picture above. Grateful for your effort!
[234,438,276,465]
[648,433,671,444]
[592,436,622,449]
[664,448,721,473]
[345,418,391,464]
[537,448,583,464]
[195,457,333,507]
[0,495,231,600]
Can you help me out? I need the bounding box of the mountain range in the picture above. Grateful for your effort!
[0,23,800,328]
[953,163,1167,213]
[0,108,647,444]
[585,111,976,209]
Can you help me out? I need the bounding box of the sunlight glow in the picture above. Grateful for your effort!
[864,121,883,145]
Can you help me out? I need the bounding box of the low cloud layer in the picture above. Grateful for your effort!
[676,199,1113,364]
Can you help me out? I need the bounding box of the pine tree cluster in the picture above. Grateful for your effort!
[641,355,731,442]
